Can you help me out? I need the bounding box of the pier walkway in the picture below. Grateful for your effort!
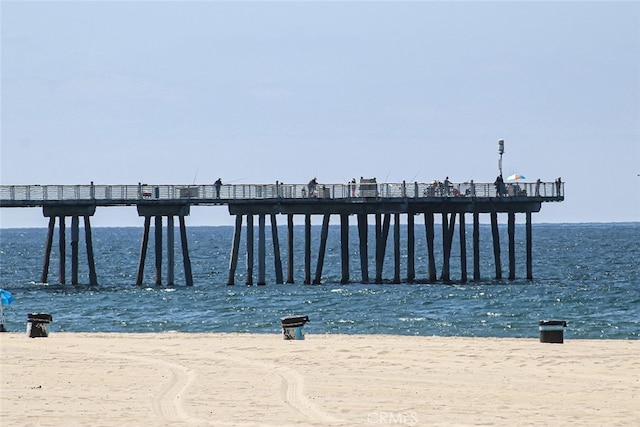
[0,180,564,286]
[0,180,562,207]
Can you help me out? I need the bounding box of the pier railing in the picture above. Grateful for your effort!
[0,181,564,205]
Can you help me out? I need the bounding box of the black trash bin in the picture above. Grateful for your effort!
[27,313,53,338]
[538,320,567,343]
[281,315,309,340]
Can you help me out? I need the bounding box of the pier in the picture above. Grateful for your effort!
[0,179,564,285]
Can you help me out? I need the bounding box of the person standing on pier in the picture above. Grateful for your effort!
[214,178,222,198]
[444,177,451,196]
[555,177,562,196]
[350,178,356,197]
[494,175,505,197]
[308,177,318,197]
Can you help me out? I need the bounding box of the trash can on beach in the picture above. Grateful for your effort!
[27,313,53,338]
[538,320,567,343]
[281,315,309,340]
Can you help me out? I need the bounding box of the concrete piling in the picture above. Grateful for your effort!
[40,204,97,285]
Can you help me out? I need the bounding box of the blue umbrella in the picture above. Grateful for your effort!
[0,289,14,306]
[0,289,14,332]
[0,289,15,305]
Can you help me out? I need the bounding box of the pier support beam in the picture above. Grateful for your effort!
[407,213,415,283]
[136,204,192,286]
[375,214,382,283]
[459,212,467,283]
[508,212,516,281]
[227,215,243,285]
[59,216,66,284]
[167,215,175,286]
[473,212,480,281]
[314,214,331,284]
[491,212,502,280]
[424,212,436,282]
[71,215,79,285]
[136,216,151,286]
[179,216,193,287]
[154,216,163,285]
[246,215,254,285]
[375,214,391,283]
[41,217,55,284]
[526,211,533,280]
[340,214,349,284]
[271,214,284,284]
[440,213,448,282]
[393,213,400,284]
[286,214,294,284]
[223,194,547,283]
[84,216,98,285]
[258,214,266,286]
[357,214,369,283]
[304,214,311,284]
[41,204,97,285]
[440,213,456,282]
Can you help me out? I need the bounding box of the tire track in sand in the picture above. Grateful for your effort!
[63,344,197,424]
[218,350,344,425]
[149,356,195,422]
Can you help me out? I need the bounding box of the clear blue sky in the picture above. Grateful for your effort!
[1,1,639,227]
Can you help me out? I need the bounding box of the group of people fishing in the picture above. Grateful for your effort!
[214,176,562,199]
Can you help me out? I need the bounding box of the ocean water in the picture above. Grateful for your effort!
[0,223,638,339]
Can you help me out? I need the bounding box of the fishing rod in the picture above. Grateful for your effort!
[192,168,199,185]
[224,177,248,184]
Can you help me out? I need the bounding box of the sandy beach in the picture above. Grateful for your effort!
[0,332,638,426]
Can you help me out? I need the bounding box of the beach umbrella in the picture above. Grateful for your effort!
[0,289,14,306]
[506,173,526,181]
[0,289,14,332]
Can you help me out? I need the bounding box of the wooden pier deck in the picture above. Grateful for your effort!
[0,180,564,286]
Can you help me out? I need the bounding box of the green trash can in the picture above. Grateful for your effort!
[538,320,567,343]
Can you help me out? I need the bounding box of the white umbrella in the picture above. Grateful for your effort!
[506,173,526,181]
